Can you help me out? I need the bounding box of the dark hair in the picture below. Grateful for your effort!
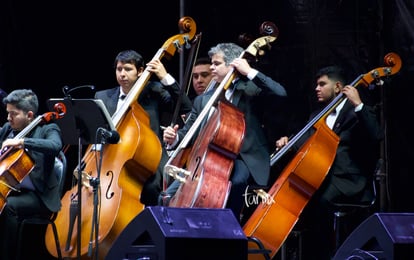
[3,89,39,115]
[114,50,145,68]
[315,65,347,85]
[194,57,211,66]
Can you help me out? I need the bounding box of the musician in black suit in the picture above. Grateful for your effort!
[275,65,383,259]
[94,50,192,206]
[163,43,287,222]
[0,89,63,260]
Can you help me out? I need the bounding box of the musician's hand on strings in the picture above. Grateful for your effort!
[146,59,168,80]
[230,58,252,76]
[275,136,289,150]
[342,85,363,108]
[163,124,179,146]
[1,138,24,150]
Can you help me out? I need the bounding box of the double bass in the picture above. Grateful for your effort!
[0,102,66,213]
[243,52,402,259]
[45,17,197,259]
[164,22,279,208]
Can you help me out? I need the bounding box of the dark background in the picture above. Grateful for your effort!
[1,0,413,257]
[1,0,413,213]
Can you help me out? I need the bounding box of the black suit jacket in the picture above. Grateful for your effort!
[0,122,63,212]
[328,100,382,199]
[296,100,383,202]
[177,71,287,186]
[95,81,192,141]
[95,80,193,205]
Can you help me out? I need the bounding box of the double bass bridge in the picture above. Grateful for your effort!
[73,169,92,188]
[164,165,190,183]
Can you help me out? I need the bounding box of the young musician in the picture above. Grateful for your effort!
[0,89,63,260]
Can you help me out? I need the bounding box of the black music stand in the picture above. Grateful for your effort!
[47,98,115,145]
[47,98,116,260]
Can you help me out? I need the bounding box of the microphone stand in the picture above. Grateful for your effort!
[47,96,116,259]
[88,130,105,260]
[76,131,82,259]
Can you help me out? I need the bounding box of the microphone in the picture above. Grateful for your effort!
[98,127,120,144]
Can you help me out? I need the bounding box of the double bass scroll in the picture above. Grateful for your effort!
[112,16,197,128]
[46,17,198,259]
[164,21,280,208]
[243,52,402,260]
[164,21,279,172]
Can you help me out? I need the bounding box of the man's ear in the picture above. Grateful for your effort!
[334,81,343,94]
[137,66,144,76]
[27,111,35,119]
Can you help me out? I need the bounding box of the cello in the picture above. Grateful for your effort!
[243,52,402,259]
[0,102,66,213]
[164,22,279,208]
[45,17,197,259]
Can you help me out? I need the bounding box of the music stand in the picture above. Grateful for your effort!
[47,98,116,259]
[47,98,115,145]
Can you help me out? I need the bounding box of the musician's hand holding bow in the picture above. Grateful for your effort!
[1,138,24,150]
[163,124,180,148]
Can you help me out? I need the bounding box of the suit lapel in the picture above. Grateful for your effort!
[106,88,120,115]
[332,100,355,133]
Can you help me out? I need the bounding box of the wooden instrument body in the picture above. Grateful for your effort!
[0,148,35,212]
[243,121,338,259]
[46,17,197,259]
[46,104,161,258]
[164,24,279,209]
[243,52,402,259]
[0,103,65,214]
[169,101,245,208]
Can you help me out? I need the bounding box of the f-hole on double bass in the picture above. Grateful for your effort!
[45,17,197,259]
[163,21,280,209]
[243,52,402,260]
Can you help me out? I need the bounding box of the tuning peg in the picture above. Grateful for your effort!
[173,40,183,53]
